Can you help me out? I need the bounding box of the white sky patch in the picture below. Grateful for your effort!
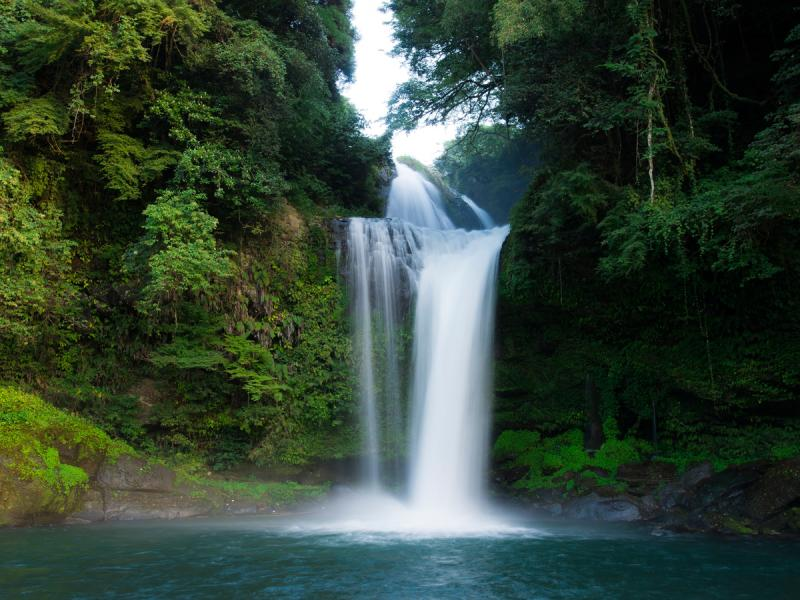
[343,0,458,165]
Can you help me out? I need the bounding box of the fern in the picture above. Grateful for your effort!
[2,96,68,141]
[95,132,179,201]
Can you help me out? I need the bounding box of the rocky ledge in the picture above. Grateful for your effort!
[2,452,326,527]
[513,458,800,536]
[1,386,327,527]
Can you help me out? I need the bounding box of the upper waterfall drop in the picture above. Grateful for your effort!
[386,163,455,230]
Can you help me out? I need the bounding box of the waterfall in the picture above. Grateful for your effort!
[345,163,508,528]
[347,218,419,487]
[407,226,507,517]
[386,164,455,229]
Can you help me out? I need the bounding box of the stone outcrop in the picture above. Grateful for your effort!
[513,457,800,536]
[562,493,642,522]
[744,458,800,521]
[95,456,176,493]
[3,452,321,526]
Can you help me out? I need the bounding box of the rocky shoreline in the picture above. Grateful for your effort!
[4,437,799,535]
[1,454,324,527]
[509,458,800,537]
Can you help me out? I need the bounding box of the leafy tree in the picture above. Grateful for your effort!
[0,153,75,376]
[125,190,233,326]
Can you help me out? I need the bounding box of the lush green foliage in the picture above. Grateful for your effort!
[493,424,648,491]
[391,0,800,483]
[0,0,388,472]
[172,453,330,508]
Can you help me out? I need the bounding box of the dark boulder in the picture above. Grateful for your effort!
[691,462,767,513]
[745,457,800,521]
[617,462,677,496]
[680,462,714,489]
[655,462,716,511]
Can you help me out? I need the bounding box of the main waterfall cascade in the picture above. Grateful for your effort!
[339,163,511,532]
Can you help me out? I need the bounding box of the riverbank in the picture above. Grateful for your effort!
[0,386,326,527]
[4,384,799,536]
[499,458,800,537]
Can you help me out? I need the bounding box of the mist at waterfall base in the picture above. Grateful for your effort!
[319,162,517,534]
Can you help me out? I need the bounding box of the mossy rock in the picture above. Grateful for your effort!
[0,386,133,526]
[0,451,87,526]
[716,515,757,536]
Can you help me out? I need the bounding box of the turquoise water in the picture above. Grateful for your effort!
[1,517,798,599]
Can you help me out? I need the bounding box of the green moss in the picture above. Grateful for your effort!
[494,430,541,460]
[0,386,134,521]
[193,478,329,506]
[0,386,132,461]
[720,516,756,535]
[169,454,329,509]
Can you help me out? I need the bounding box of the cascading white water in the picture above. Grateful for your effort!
[347,218,420,487]
[460,194,496,229]
[386,163,455,229]
[343,163,510,531]
[408,226,507,519]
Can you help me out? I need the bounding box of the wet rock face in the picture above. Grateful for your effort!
[96,456,175,493]
[65,456,210,524]
[680,462,714,489]
[100,491,210,522]
[514,457,800,536]
[562,494,641,522]
[69,490,105,523]
[0,473,86,527]
[617,462,677,496]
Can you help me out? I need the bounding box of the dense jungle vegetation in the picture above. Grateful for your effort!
[2,0,799,489]
[0,0,390,472]
[389,0,800,482]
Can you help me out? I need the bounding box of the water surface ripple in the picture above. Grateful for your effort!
[1,517,798,599]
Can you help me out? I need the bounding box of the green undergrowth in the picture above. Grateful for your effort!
[495,424,648,491]
[171,454,330,509]
[655,423,800,473]
[494,419,800,493]
[189,479,330,508]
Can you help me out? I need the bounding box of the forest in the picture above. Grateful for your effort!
[1,0,799,534]
[1,0,391,476]
[389,0,800,480]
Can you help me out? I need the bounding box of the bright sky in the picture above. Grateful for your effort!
[342,0,458,166]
